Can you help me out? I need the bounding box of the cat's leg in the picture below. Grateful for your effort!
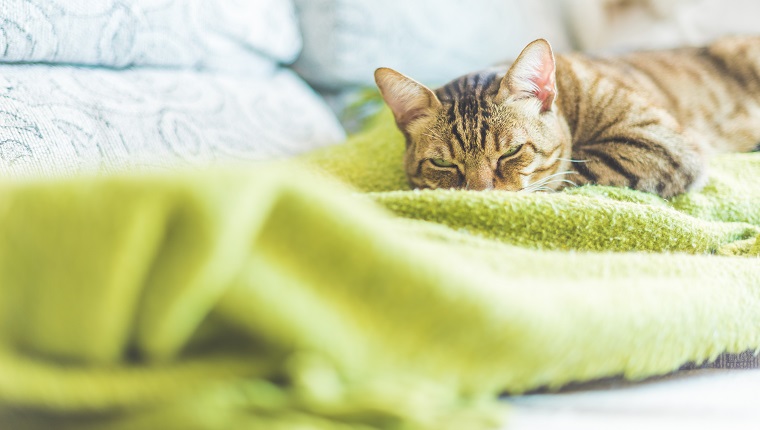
[569,118,708,199]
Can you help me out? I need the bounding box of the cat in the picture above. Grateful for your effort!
[374,36,760,198]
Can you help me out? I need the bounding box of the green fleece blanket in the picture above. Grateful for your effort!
[306,109,760,256]
[0,109,759,430]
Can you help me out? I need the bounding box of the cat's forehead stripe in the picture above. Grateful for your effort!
[434,69,517,153]
[479,118,489,152]
[436,70,502,101]
[445,100,458,125]
[450,121,466,153]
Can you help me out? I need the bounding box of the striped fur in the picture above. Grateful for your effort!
[374,36,760,198]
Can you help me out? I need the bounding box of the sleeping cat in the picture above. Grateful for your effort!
[374,36,760,198]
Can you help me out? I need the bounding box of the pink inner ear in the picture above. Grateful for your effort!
[533,60,556,112]
[504,40,558,111]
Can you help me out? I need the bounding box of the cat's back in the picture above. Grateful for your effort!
[613,35,760,106]
[558,35,760,153]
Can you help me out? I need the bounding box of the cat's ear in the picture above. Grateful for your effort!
[375,67,441,129]
[498,39,557,112]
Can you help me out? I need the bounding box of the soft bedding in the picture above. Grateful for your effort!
[0,109,758,430]
[1,0,301,71]
[0,65,344,177]
[0,0,345,177]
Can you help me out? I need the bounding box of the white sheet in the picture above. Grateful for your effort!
[505,368,760,429]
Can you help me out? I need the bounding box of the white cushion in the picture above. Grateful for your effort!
[0,65,345,178]
[292,0,571,89]
[0,0,301,71]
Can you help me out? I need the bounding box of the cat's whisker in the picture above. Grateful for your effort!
[521,180,552,193]
[522,180,556,192]
[538,171,577,181]
[522,171,576,190]
[520,174,579,193]
[520,183,545,193]
[542,178,578,187]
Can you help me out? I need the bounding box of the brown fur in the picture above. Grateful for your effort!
[374,36,760,198]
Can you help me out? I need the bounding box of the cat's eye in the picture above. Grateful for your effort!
[430,158,456,168]
[500,143,524,160]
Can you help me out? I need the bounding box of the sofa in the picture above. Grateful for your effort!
[0,1,759,429]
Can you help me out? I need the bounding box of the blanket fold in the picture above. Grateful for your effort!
[0,109,759,430]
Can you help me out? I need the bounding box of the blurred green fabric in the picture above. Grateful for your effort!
[0,110,759,430]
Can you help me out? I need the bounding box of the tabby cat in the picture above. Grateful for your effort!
[374,36,760,198]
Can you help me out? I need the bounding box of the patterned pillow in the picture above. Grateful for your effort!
[0,1,346,177]
[0,65,345,178]
[1,0,301,71]
[292,0,571,89]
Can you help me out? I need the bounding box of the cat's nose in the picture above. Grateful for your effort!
[466,182,494,191]
[464,173,494,190]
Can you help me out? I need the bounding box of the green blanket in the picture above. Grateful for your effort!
[0,109,759,430]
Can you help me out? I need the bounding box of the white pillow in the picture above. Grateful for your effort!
[0,65,345,178]
[0,0,301,71]
[292,0,571,89]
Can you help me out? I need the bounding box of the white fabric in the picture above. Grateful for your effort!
[563,0,760,52]
[293,0,571,89]
[0,65,345,178]
[507,369,760,429]
[0,0,346,178]
[0,0,301,71]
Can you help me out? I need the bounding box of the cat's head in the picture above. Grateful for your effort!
[375,39,572,191]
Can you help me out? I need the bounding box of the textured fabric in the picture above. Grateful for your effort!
[0,0,346,177]
[0,0,301,70]
[0,65,345,178]
[292,0,570,89]
[0,112,758,429]
[303,109,760,255]
[0,168,759,430]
